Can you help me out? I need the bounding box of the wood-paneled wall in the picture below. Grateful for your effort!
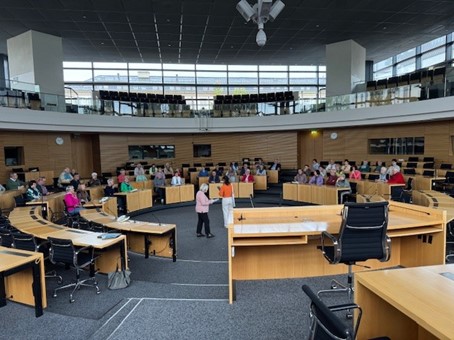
[2,119,454,184]
[99,132,298,174]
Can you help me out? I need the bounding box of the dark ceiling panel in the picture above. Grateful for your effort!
[0,0,453,64]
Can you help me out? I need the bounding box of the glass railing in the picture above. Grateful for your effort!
[1,74,453,117]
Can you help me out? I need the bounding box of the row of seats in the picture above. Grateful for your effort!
[367,67,445,91]
[98,90,186,105]
[214,91,295,104]
[0,89,43,110]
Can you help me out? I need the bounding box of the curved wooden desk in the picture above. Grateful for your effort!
[8,206,127,274]
[412,189,454,222]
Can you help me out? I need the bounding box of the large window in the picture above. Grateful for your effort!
[128,145,175,160]
[4,146,24,166]
[193,144,211,157]
[368,137,424,155]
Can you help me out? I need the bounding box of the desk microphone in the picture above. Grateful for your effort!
[238,214,245,221]
[150,212,162,226]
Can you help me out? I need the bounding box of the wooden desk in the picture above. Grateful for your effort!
[130,180,152,191]
[412,176,445,190]
[0,188,25,213]
[8,206,127,274]
[22,170,54,182]
[115,189,152,213]
[26,192,65,220]
[254,175,267,190]
[0,246,46,317]
[282,183,349,205]
[160,184,194,204]
[228,202,446,303]
[85,185,105,200]
[355,264,454,340]
[282,182,298,201]
[412,190,454,222]
[268,170,279,184]
[238,182,254,198]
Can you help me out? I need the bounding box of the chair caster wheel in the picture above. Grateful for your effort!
[331,284,337,289]
[96,291,101,295]
[53,293,57,298]
[346,312,353,319]
[70,299,75,303]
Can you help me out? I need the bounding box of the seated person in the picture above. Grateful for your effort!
[294,169,307,184]
[64,185,83,215]
[77,184,91,204]
[226,167,237,183]
[26,180,41,201]
[149,164,157,175]
[117,169,126,184]
[36,177,52,196]
[88,172,101,187]
[134,164,147,182]
[325,170,338,186]
[311,159,320,172]
[270,159,281,171]
[255,165,267,176]
[215,165,224,177]
[349,165,362,180]
[208,170,220,183]
[198,167,209,177]
[70,173,81,191]
[341,160,351,174]
[388,167,405,184]
[318,166,326,178]
[308,170,324,186]
[57,167,73,189]
[120,176,134,192]
[374,161,384,172]
[153,168,166,203]
[359,160,370,173]
[303,165,312,177]
[171,171,183,186]
[104,178,118,196]
[6,172,25,191]
[240,164,249,176]
[336,174,351,203]
[325,159,336,172]
[163,162,174,175]
[387,159,400,174]
[241,169,254,183]
[376,166,388,182]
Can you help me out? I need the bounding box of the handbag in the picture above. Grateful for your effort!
[108,262,131,290]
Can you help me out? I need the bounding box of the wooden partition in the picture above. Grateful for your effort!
[282,183,349,205]
[228,202,446,303]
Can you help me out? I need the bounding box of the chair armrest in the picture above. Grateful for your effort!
[75,245,92,255]
[328,303,363,337]
[321,231,341,263]
[381,235,391,262]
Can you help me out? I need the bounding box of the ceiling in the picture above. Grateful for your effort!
[0,0,454,65]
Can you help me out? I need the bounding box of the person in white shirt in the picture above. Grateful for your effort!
[171,171,182,186]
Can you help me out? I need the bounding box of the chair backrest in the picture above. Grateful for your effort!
[12,232,38,252]
[48,237,75,265]
[0,228,13,248]
[302,285,354,340]
[338,201,390,263]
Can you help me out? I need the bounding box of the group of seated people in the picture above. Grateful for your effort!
[294,159,406,187]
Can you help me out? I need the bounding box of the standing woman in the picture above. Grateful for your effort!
[219,176,235,228]
[195,183,217,238]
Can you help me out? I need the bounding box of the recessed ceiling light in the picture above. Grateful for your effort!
[101,42,104,45]
[383,26,387,30]
[168,44,172,47]
[166,19,171,23]
[82,15,87,19]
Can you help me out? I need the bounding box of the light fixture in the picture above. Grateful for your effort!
[236,0,285,47]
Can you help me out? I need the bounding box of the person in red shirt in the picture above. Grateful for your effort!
[241,169,254,183]
[325,170,338,186]
[387,167,405,184]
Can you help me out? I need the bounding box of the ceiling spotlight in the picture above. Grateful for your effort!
[236,0,285,47]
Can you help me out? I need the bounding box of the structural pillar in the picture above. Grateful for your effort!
[326,40,366,97]
[7,30,65,111]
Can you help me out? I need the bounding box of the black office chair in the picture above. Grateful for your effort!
[48,237,100,303]
[319,202,391,303]
[62,200,80,228]
[446,221,454,263]
[14,194,28,207]
[12,232,62,283]
[302,285,362,340]
[392,177,413,203]
[0,228,14,247]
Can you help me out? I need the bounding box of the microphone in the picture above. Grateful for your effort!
[249,194,255,208]
[149,211,162,226]
[238,214,246,221]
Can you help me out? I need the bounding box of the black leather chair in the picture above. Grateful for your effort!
[48,237,100,303]
[12,232,62,283]
[302,285,362,340]
[0,228,14,247]
[319,202,391,302]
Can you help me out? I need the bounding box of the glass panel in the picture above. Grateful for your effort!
[93,62,127,69]
[228,86,258,95]
[259,72,288,84]
[196,64,227,71]
[259,86,288,93]
[128,63,162,69]
[4,146,24,166]
[64,69,93,82]
[396,58,416,76]
[421,36,446,53]
[193,144,211,157]
[319,66,326,72]
[163,71,195,83]
[369,139,390,154]
[93,69,128,82]
[259,65,287,71]
[373,57,393,72]
[129,70,162,83]
[414,137,425,154]
[396,48,416,62]
[63,61,92,68]
[289,65,317,71]
[318,72,326,85]
[228,65,258,71]
[66,84,93,98]
[228,72,258,85]
[94,84,129,91]
[374,67,393,81]
[129,85,163,93]
[196,71,228,85]
[421,46,446,68]
[368,137,424,154]
[162,63,194,70]
[289,72,317,84]
[164,85,196,98]
[129,145,175,159]
[197,85,228,97]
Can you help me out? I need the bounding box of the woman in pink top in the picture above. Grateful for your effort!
[349,165,362,180]
[195,183,217,238]
[64,185,82,215]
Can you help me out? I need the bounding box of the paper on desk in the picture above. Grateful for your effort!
[234,222,328,234]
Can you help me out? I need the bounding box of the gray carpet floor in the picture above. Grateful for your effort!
[0,198,368,339]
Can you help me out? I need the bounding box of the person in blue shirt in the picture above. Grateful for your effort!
[198,168,209,177]
[308,170,324,186]
[208,170,220,183]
